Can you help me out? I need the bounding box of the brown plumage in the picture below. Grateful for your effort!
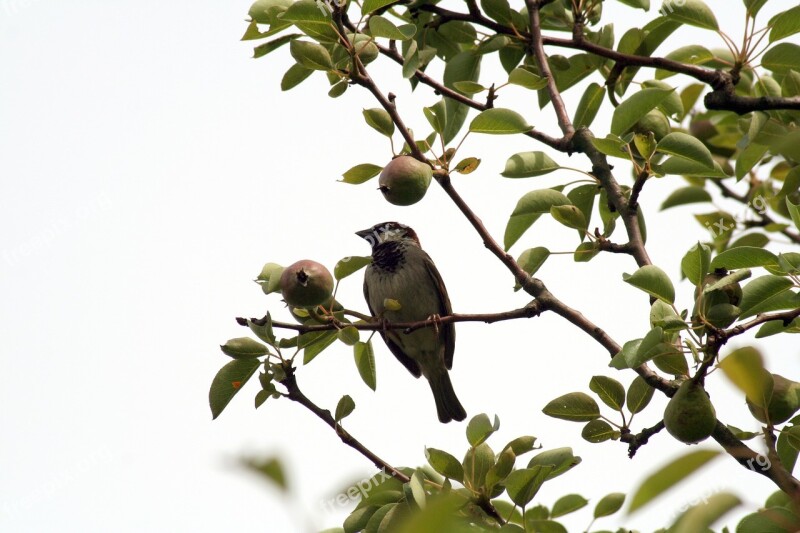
[356,221,466,423]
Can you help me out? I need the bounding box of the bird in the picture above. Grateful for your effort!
[356,221,466,423]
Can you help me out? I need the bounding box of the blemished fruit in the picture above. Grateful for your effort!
[747,373,800,425]
[664,380,717,444]
[378,156,433,206]
[280,260,334,307]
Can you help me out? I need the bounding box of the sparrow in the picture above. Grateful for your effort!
[356,221,466,423]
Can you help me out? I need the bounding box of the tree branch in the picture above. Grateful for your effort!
[525,0,574,138]
[280,365,410,482]
[238,302,544,333]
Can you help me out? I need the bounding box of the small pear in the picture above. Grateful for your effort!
[378,156,433,206]
[747,373,800,425]
[664,380,717,444]
[280,260,334,307]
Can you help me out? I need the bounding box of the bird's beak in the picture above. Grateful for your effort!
[355,228,372,239]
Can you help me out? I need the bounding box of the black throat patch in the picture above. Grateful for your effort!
[372,241,407,273]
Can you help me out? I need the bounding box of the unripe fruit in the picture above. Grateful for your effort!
[630,110,670,142]
[664,380,717,444]
[347,33,378,65]
[378,156,433,206]
[692,270,742,331]
[747,373,800,425]
[280,260,334,307]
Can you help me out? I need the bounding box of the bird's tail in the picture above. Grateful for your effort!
[428,371,467,423]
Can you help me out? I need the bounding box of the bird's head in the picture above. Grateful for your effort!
[356,221,420,249]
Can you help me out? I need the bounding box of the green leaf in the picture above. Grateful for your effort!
[770,6,800,43]
[335,394,356,421]
[551,494,588,518]
[502,152,560,178]
[423,100,447,134]
[515,247,550,290]
[466,413,499,446]
[442,51,481,144]
[527,447,581,480]
[342,164,382,185]
[281,63,313,91]
[628,450,721,513]
[505,466,552,507]
[425,448,464,482]
[656,132,714,169]
[354,341,377,390]
[736,508,800,533]
[362,108,395,137]
[344,507,379,532]
[289,40,333,70]
[661,0,719,30]
[590,135,629,159]
[581,419,617,443]
[454,157,481,174]
[709,246,779,270]
[361,0,397,15]
[463,442,495,489]
[221,337,269,359]
[657,157,729,178]
[481,0,512,24]
[622,265,675,303]
[253,34,300,59]
[627,376,655,414]
[718,346,769,407]
[248,315,276,345]
[788,197,800,231]
[302,330,337,364]
[610,88,673,136]
[209,358,261,419]
[542,392,600,422]
[671,492,741,531]
[511,189,571,216]
[589,376,626,411]
[736,142,770,180]
[573,82,605,129]
[452,81,486,94]
[594,492,625,518]
[469,108,532,135]
[550,205,588,231]
[334,255,371,279]
[763,43,800,73]
[508,68,548,90]
[660,186,712,210]
[657,45,714,79]
[337,326,360,346]
[743,0,768,17]
[241,456,288,491]
[739,275,794,319]
[368,15,414,40]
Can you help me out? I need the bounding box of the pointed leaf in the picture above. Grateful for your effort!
[622,265,675,303]
[661,0,718,30]
[628,450,721,513]
[543,392,600,422]
[209,359,261,419]
[657,132,714,169]
[573,82,605,129]
[502,152,560,178]
[594,492,625,518]
[627,376,655,414]
[289,40,333,70]
[469,108,532,134]
[363,108,395,137]
[342,164,383,185]
[221,337,269,359]
[610,88,673,136]
[335,394,356,421]
[589,376,626,411]
[354,341,377,390]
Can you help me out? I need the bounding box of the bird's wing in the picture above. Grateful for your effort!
[363,271,422,377]
[423,252,456,369]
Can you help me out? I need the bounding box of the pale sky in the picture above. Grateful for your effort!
[1,1,798,531]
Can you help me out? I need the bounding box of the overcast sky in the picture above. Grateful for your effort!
[1,1,798,531]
